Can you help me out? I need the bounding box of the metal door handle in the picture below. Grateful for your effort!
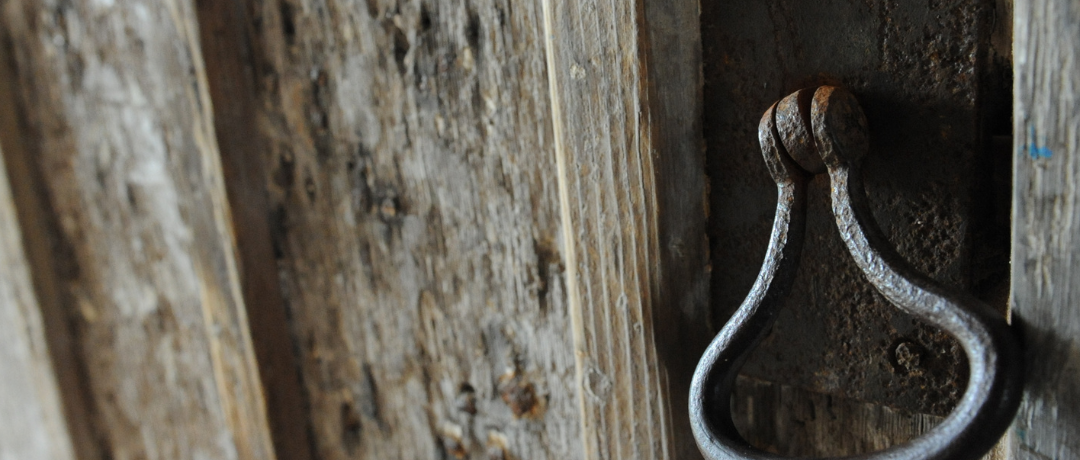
[689,86,1024,460]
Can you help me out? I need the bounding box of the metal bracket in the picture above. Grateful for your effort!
[689,86,1024,460]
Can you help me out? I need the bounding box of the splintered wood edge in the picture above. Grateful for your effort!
[542,0,707,458]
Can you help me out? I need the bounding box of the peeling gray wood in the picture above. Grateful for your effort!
[228,0,583,458]
[0,142,76,460]
[0,0,276,458]
[542,0,708,458]
[1012,0,1080,458]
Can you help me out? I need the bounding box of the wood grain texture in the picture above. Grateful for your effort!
[542,0,708,458]
[1012,0,1080,458]
[0,0,276,458]
[230,0,583,458]
[0,142,76,460]
[641,1,712,458]
[194,1,314,458]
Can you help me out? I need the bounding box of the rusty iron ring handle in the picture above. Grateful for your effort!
[689,86,1024,460]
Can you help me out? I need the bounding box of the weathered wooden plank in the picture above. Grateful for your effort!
[0,22,98,457]
[224,0,583,458]
[1012,0,1080,458]
[0,0,276,458]
[541,0,709,458]
[0,142,76,460]
[641,1,713,458]
[194,1,314,458]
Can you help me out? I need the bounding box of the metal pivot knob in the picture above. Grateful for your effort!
[689,86,1024,460]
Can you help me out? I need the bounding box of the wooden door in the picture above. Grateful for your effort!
[0,0,1075,459]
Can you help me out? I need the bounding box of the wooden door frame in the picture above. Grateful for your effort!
[542,0,710,458]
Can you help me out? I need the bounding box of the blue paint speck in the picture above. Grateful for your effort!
[1026,126,1053,159]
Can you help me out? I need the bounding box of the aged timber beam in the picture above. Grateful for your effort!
[1011,0,1080,458]
[199,0,590,458]
[0,1,276,458]
[0,141,77,460]
[541,0,710,458]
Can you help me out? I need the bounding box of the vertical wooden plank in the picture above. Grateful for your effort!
[0,0,276,458]
[223,0,583,458]
[1012,0,1080,458]
[541,0,708,457]
[0,142,76,460]
[641,1,713,458]
[193,1,314,458]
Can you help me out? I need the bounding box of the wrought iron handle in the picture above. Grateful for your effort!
[689,86,1024,460]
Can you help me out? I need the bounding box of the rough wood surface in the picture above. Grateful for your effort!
[224,0,583,458]
[542,0,709,458]
[0,143,76,460]
[0,0,276,458]
[1012,0,1080,458]
[194,1,314,458]
[641,1,712,458]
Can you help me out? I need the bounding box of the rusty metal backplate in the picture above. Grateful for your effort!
[702,0,1012,416]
